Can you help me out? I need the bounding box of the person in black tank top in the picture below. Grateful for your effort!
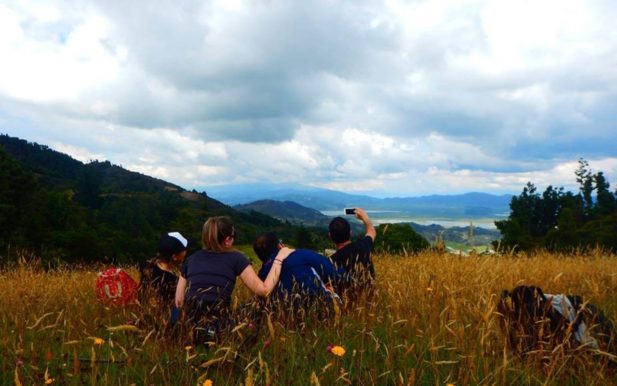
[175,216,294,343]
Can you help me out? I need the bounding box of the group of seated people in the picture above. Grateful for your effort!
[140,209,617,355]
[139,208,376,342]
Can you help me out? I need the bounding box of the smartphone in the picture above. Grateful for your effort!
[344,208,356,215]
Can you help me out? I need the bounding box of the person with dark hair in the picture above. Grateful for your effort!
[175,216,293,342]
[139,232,188,327]
[329,207,377,295]
[253,232,339,309]
[497,285,615,357]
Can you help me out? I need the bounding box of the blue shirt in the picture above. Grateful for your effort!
[258,249,338,299]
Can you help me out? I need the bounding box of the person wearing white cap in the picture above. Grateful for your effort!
[139,231,189,327]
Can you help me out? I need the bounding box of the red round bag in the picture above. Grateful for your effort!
[95,268,138,306]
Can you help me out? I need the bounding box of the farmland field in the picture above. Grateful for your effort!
[2,251,617,385]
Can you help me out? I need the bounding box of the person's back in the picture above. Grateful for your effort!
[181,249,250,314]
[330,235,375,289]
[328,208,376,294]
[258,249,337,300]
[254,233,338,309]
[139,260,178,306]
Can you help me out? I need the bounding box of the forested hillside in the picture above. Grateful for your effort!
[0,135,328,263]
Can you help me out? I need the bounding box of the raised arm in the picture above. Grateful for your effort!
[355,207,376,241]
[175,276,187,308]
[239,247,294,296]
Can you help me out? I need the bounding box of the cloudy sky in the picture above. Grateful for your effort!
[1,0,616,197]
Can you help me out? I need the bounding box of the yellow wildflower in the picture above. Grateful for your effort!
[203,380,213,386]
[330,346,346,357]
[93,337,105,346]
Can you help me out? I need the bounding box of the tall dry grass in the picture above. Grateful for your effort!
[2,251,617,385]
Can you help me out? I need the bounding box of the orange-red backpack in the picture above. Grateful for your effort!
[95,268,138,306]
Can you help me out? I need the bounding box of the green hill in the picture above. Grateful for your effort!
[234,199,331,226]
[0,134,327,263]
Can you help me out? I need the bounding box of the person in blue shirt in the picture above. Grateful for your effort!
[254,232,341,309]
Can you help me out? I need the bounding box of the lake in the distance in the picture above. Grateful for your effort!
[320,210,503,229]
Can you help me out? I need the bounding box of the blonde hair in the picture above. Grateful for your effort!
[202,216,235,252]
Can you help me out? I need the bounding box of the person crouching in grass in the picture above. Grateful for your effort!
[497,285,616,361]
[253,232,341,324]
[139,232,188,334]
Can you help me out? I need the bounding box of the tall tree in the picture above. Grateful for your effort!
[575,158,594,217]
[593,171,616,216]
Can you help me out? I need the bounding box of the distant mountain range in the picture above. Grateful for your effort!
[207,183,513,218]
[235,198,501,247]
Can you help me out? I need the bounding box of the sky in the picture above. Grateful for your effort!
[1,0,616,197]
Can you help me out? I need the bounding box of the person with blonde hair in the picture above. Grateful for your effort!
[175,216,293,341]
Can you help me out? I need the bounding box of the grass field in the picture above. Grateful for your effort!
[2,250,617,385]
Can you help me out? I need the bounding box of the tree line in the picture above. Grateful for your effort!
[496,159,617,252]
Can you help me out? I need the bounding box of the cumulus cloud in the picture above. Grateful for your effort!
[1,0,616,195]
